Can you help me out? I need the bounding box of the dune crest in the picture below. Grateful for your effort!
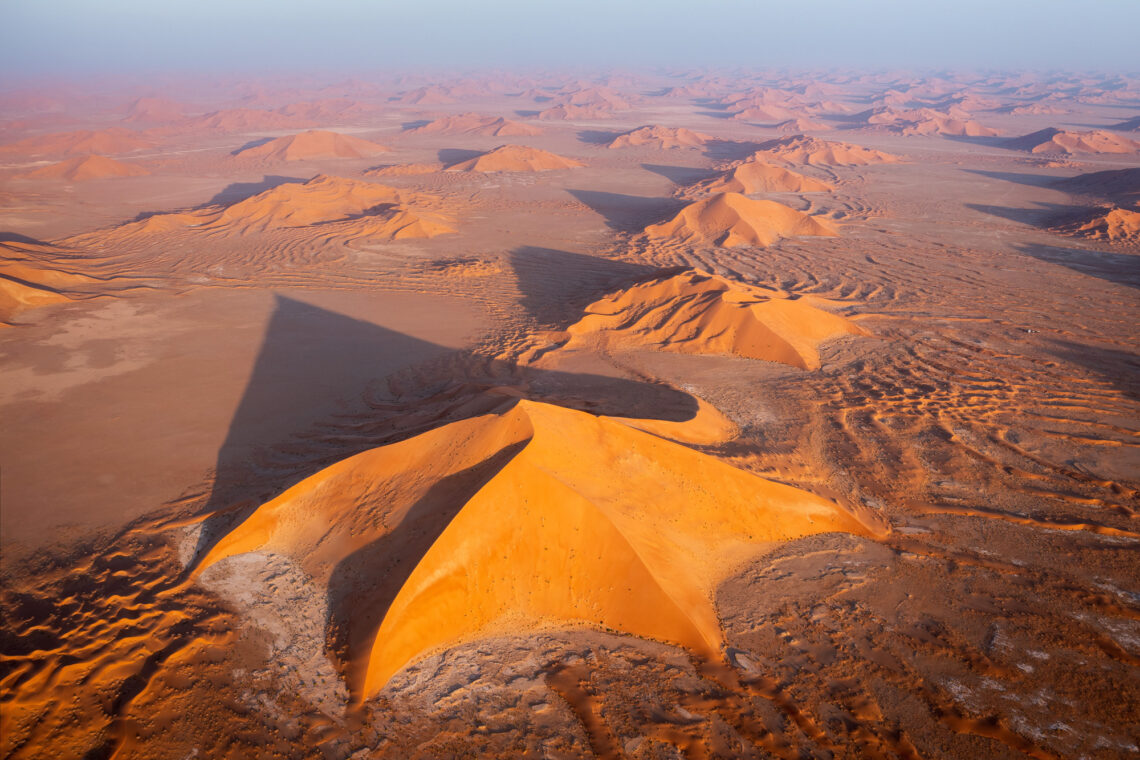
[687,161,832,196]
[750,134,900,166]
[195,398,874,699]
[21,154,150,181]
[556,269,866,370]
[645,192,838,247]
[406,113,543,137]
[1005,127,1140,155]
[232,130,389,161]
[446,144,584,172]
[607,125,712,149]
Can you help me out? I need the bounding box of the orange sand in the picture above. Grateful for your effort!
[232,130,389,161]
[407,113,543,137]
[690,161,833,195]
[20,154,150,181]
[446,145,584,172]
[750,135,900,166]
[608,126,712,149]
[645,192,838,247]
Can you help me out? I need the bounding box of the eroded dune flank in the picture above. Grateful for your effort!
[1005,127,1140,155]
[750,134,900,166]
[645,192,838,247]
[689,160,833,195]
[196,399,873,698]
[445,144,584,172]
[559,270,867,370]
[21,154,150,181]
[406,113,543,136]
[72,174,452,240]
[0,240,99,322]
[1052,206,1140,244]
[232,130,390,161]
[607,125,712,149]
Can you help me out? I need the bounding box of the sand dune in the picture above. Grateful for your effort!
[687,160,833,195]
[391,86,456,105]
[862,108,1000,136]
[232,130,389,162]
[445,144,584,172]
[607,125,712,149]
[645,192,838,247]
[0,240,99,322]
[749,134,899,166]
[178,108,298,133]
[536,104,611,121]
[406,113,543,137]
[772,117,831,133]
[1004,127,1140,155]
[124,96,185,123]
[558,269,867,370]
[1051,205,1140,244]
[21,154,150,181]
[731,105,799,123]
[0,128,151,157]
[196,398,873,698]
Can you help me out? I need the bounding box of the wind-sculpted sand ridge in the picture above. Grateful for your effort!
[445,144,585,172]
[405,113,542,137]
[748,135,901,167]
[644,192,838,248]
[606,125,712,150]
[231,130,389,162]
[194,399,875,699]
[1050,205,1140,245]
[683,160,833,196]
[1004,127,1140,155]
[19,154,150,181]
[538,269,867,370]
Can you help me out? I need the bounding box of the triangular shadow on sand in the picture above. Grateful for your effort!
[1016,242,1140,290]
[565,188,687,232]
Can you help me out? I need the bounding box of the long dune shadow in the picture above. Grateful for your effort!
[129,176,306,222]
[941,134,1015,149]
[0,231,52,246]
[436,147,483,166]
[702,138,761,161]
[189,292,699,571]
[577,129,620,145]
[565,188,687,232]
[962,169,1060,188]
[230,137,275,156]
[964,202,1072,226]
[1045,339,1140,399]
[1016,243,1140,290]
[641,163,716,185]
[401,119,431,131]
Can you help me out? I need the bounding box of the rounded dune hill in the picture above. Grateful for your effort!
[750,134,900,166]
[536,104,610,121]
[773,117,831,133]
[0,128,151,158]
[1004,127,1140,155]
[607,125,713,149]
[645,192,838,247]
[21,154,150,181]
[194,398,875,700]
[233,130,390,161]
[406,113,543,137]
[445,144,584,172]
[559,269,867,370]
[689,160,833,195]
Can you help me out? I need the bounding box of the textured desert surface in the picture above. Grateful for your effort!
[1,69,1138,759]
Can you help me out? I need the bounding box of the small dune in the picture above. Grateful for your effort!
[445,144,584,172]
[559,269,866,370]
[607,125,712,149]
[1004,128,1140,155]
[536,104,611,121]
[232,130,389,162]
[1051,205,1140,244]
[406,113,542,137]
[645,192,838,247]
[687,161,832,195]
[195,398,874,699]
[750,135,900,166]
[0,128,151,158]
[21,154,149,181]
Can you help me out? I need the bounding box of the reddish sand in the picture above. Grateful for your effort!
[1005,127,1140,154]
[445,144,584,172]
[608,125,712,149]
[406,113,543,137]
[1052,205,1140,244]
[687,160,833,195]
[536,103,611,120]
[0,128,151,157]
[555,269,867,370]
[645,192,838,247]
[20,154,150,181]
[232,130,389,161]
[749,134,900,166]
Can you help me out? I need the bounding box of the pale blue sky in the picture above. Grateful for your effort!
[1,0,1137,79]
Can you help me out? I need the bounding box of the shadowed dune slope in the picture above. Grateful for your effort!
[196,399,873,699]
[559,269,866,370]
[406,113,542,136]
[21,154,150,181]
[233,130,390,161]
[1005,127,1140,155]
[446,144,584,172]
[645,192,838,247]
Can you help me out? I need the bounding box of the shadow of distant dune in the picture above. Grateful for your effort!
[962,169,1059,188]
[0,231,52,246]
[964,202,1072,226]
[641,163,716,185]
[1017,243,1140,290]
[202,176,306,207]
[565,188,687,232]
[436,147,483,166]
[401,119,431,131]
[230,137,275,156]
[576,129,620,145]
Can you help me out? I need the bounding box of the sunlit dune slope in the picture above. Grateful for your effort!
[688,161,833,195]
[232,130,390,161]
[0,128,151,158]
[1052,205,1140,244]
[195,399,874,699]
[0,240,99,322]
[445,144,584,172]
[21,154,149,181]
[556,269,866,370]
[1005,128,1140,155]
[406,113,543,136]
[607,125,712,149]
[750,135,900,166]
[645,192,837,247]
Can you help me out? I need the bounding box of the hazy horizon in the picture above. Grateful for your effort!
[2,0,1139,82]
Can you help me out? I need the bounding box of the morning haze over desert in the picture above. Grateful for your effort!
[0,0,1137,757]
